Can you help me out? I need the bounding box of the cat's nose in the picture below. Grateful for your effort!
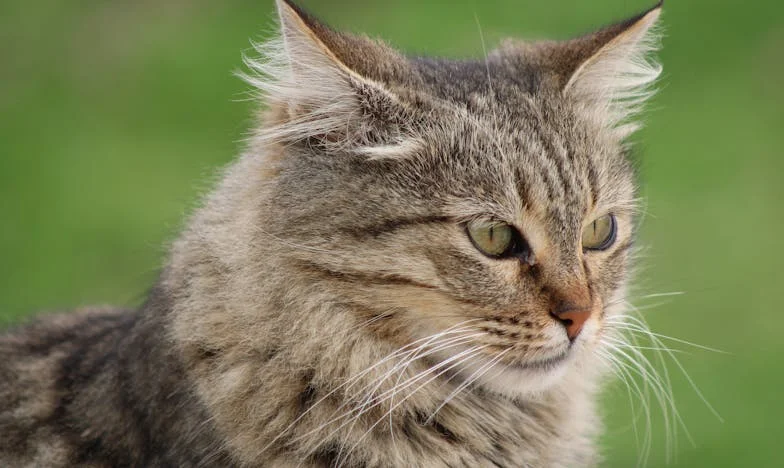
[550,285,592,341]
[551,304,592,342]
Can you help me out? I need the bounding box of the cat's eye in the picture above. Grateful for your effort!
[582,214,617,251]
[466,220,528,259]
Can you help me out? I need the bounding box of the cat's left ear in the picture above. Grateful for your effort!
[560,2,663,136]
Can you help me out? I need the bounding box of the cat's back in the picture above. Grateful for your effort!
[0,308,136,466]
[0,306,234,467]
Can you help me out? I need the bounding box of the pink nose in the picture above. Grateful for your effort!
[551,306,591,341]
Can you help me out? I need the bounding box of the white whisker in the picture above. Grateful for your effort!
[607,316,729,354]
[289,332,485,453]
[336,345,493,465]
[425,347,512,424]
[602,293,726,466]
[330,345,488,465]
[258,320,480,454]
[596,348,651,466]
[622,311,724,423]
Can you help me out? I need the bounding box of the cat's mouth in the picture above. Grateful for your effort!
[505,350,570,371]
[451,346,575,396]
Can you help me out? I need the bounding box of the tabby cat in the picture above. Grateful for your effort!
[0,0,664,466]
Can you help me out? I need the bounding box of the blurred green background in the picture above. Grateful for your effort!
[1,0,781,466]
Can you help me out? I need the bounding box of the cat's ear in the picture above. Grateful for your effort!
[243,0,417,157]
[560,3,663,136]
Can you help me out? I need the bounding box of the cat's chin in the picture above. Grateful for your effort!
[463,351,574,398]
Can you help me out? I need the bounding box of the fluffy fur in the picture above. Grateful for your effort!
[0,1,663,466]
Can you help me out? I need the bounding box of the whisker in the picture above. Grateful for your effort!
[604,294,727,465]
[289,335,484,449]
[336,345,494,465]
[336,333,484,443]
[257,320,480,454]
[607,316,729,354]
[635,291,686,299]
[604,337,691,354]
[621,311,724,423]
[608,332,684,459]
[352,333,484,413]
[328,345,488,465]
[604,332,679,462]
[425,347,512,424]
[606,342,680,462]
[596,348,651,466]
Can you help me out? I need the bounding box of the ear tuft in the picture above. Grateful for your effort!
[240,0,411,151]
[564,4,663,137]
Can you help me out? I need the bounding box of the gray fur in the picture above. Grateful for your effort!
[0,1,663,466]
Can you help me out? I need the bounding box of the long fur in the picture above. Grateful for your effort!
[0,1,664,466]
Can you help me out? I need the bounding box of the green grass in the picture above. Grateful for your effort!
[1,1,782,466]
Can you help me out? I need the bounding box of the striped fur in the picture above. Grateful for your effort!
[0,1,663,466]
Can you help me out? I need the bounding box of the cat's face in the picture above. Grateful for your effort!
[389,102,637,395]
[253,0,659,397]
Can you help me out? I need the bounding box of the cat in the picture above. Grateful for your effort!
[0,0,663,466]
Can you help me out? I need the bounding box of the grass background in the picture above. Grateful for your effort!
[1,0,782,466]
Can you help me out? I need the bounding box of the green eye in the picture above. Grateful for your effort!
[582,214,617,251]
[466,220,515,258]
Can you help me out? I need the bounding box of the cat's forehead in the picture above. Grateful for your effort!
[408,61,634,226]
[439,124,612,225]
[409,56,628,167]
[410,57,542,107]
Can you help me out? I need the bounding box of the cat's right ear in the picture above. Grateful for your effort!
[243,0,417,156]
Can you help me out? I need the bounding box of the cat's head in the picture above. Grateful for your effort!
[247,0,662,397]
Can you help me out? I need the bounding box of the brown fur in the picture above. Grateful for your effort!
[0,1,664,466]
